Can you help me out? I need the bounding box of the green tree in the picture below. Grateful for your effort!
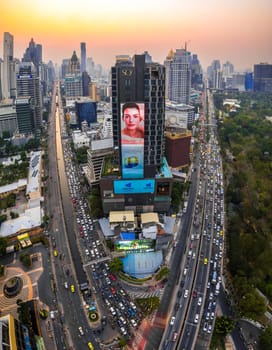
[0,237,8,255]
[19,252,32,268]
[259,326,272,350]
[214,316,235,336]
[109,258,123,273]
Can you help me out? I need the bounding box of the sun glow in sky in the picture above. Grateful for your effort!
[1,0,272,70]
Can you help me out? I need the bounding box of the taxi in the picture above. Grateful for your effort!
[87,342,94,350]
[53,250,58,257]
[70,284,75,293]
[204,257,208,265]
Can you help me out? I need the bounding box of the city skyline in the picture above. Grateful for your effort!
[1,0,272,71]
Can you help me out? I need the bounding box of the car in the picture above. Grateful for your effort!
[172,332,178,341]
[207,324,212,334]
[53,250,58,257]
[64,281,68,289]
[170,316,175,326]
[204,257,208,264]
[203,322,208,332]
[78,326,84,335]
[192,290,197,298]
[120,327,127,335]
[184,289,189,298]
[197,297,202,306]
[87,342,94,350]
[50,311,55,319]
[177,290,182,298]
[70,284,75,293]
[194,314,199,324]
[131,319,137,327]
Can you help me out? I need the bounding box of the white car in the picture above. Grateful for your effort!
[78,326,84,335]
[170,316,175,326]
[184,289,189,298]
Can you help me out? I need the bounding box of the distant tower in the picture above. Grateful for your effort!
[22,38,42,74]
[16,62,42,132]
[165,47,191,104]
[80,42,86,73]
[2,32,14,99]
[68,51,80,74]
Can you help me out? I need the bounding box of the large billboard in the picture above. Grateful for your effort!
[114,179,155,194]
[121,102,145,179]
[115,239,155,252]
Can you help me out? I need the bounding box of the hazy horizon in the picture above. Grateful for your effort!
[1,0,272,71]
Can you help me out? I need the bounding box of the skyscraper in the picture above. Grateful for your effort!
[254,63,272,92]
[22,38,42,74]
[80,42,86,73]
[16,62,42,132]
[100,53,172,214]
[165,48,191,104]
[2,32,14,99]
[207,60,222,89]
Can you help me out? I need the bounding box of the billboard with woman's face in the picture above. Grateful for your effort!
[120,102,145,179]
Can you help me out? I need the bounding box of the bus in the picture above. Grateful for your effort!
[212,271,217,284]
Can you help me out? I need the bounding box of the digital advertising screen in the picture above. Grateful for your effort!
[114,179,155,194]
[115,239,155,252]
[120,102,145,179]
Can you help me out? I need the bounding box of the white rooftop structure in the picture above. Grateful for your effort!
[26,151,42,200]
[0,206,41,237]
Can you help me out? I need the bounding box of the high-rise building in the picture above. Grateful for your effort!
[16,62,42,131]
[2,32,14,99]
[245,72,253,91]
[207,60,222,89]
[190,54,203,90]
[254,63,272,92]
[22,38,42,74]
[80,42,86,73]
[15,96,34,134]
[100,54,172,214]
[64,51,83,97]
[165,48,191,104]
[0,99,17,137]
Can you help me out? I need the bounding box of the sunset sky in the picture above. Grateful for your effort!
[1,0,272,71]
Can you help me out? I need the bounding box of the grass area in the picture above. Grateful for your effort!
[118,271,151,285]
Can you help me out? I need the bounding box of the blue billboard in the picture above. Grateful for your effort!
[114,179,155,194]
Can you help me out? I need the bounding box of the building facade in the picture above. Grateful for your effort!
[100,54,172,214]
[254,63,272,92]
[16,62,42,132]
[15,96,34,134]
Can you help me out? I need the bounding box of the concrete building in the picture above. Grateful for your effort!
[254,63,272,92]
[164,130,192,168]
[2,32,16,99]
[15,96,34,134]
[80,42,86,73]
[0,100,17,137]
[165,48,191,105]
[100,54,172,214]
[16,62,42,132]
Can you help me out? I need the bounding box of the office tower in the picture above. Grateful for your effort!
[207,60,222,89]
[165,48,191,104]
[0,314,36,350]
[61,59,70,79]
[16,62,42,132]
[22,38,42,73]
[254,63,272,92]
[68,51,80,74]
[2,32,14,99]
[15,96,34,134]
[82,71,91,96]
[64,51,83,97]
[100,54,172,214]
[0,100,17,137]
[86,57,95,76]
[245,72,253,91]
[80,42,86,73]
[75,99,97,126]
[164,49,174,99]
[222,61,234,78]
[190,54,203,90]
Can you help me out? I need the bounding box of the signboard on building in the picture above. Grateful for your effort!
[120,102,145,178]
[114,179,155,194]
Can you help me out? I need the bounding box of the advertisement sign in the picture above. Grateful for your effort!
[115,239,155,252]
[120,102,145,178]
[114,179,155,194]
